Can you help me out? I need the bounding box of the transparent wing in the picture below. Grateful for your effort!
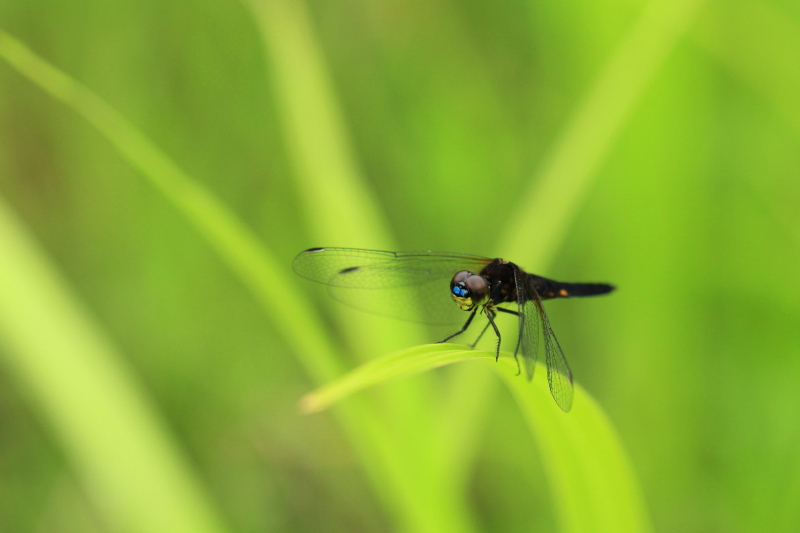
[292,248,492,324]
[293,248,491,287]
[541,309,574,412]
[514,267,538,379]
[516,268,574,412]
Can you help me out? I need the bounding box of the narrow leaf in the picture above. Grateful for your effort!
[0,199,230,533]
[302,344,652,533]
[0,30,470,533]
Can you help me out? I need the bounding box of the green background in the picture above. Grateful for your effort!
[1,0,799,531]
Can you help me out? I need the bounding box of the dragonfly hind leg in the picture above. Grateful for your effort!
[494,307,522,375]
[485,310,501,361]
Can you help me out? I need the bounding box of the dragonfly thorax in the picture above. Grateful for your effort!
[450,270,489,311]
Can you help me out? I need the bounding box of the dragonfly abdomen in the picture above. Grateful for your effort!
[529,275,615,300]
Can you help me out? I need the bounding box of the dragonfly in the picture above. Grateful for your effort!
[292,247,615,411]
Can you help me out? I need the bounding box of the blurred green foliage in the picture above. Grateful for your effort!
[1,0,799,532]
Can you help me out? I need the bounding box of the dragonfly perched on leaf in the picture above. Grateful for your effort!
[293,247,615,411]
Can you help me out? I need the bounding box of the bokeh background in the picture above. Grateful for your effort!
[1,0,800,531]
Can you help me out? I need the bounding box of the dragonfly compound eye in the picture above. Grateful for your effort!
[450,271,488,310]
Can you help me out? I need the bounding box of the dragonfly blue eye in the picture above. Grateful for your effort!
[452,285,468,297]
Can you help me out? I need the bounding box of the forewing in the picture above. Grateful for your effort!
[293,248,490,287]
[517,269,574,412]
[293,248,491,324]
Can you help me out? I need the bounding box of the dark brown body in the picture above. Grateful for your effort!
[479,259,615,304]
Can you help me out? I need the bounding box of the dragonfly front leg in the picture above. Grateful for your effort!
[485,309,502,361]
[469,310,494,348]
[437,307,478,344]
[479,280,507,361]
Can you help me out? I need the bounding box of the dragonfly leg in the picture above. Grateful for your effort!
[469,310,494,348]
[512,346,522,376]
[486,310,502,361]
[494,307,522,375]
[437,307,478,344]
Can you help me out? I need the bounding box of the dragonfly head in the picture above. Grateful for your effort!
[450,270,489,311]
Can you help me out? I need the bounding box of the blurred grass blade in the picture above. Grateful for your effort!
[500,372,652,533]
[245,4,474,531]
[0,29,341,383]
[245,0,391,249]
[302,344,652,533]
[0,198,230,533]
[245,0,428,352]
[500,0,709,265]
[0,31,470,533]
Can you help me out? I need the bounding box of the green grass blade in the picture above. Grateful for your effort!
[0,198,230,533]
[499,0,709,264]
[245,3,475,531]
[244,0,428,354]
[0,31,470,533]
[499,373,652,533]
[302,343,652,533]
[0,29,341,383]
[245,0,392,250]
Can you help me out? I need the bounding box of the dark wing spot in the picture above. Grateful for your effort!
[339,266,361,274]
[305,247,325,253]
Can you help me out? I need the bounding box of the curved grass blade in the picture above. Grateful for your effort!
[244,0,390,249]
[301,343,652,533]
[0,198,230,533]
[244,0,431,356]
[499,371,652,533]
[0,29,341,383]
[245,3,478,530]
[0,31,472,533]
[498,0,710,263]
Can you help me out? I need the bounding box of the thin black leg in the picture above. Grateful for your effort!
[437,308,478,344]
[469,311,494,348]
[494,307,521,375]
[494,307,520,317]
[486,310,502,361]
